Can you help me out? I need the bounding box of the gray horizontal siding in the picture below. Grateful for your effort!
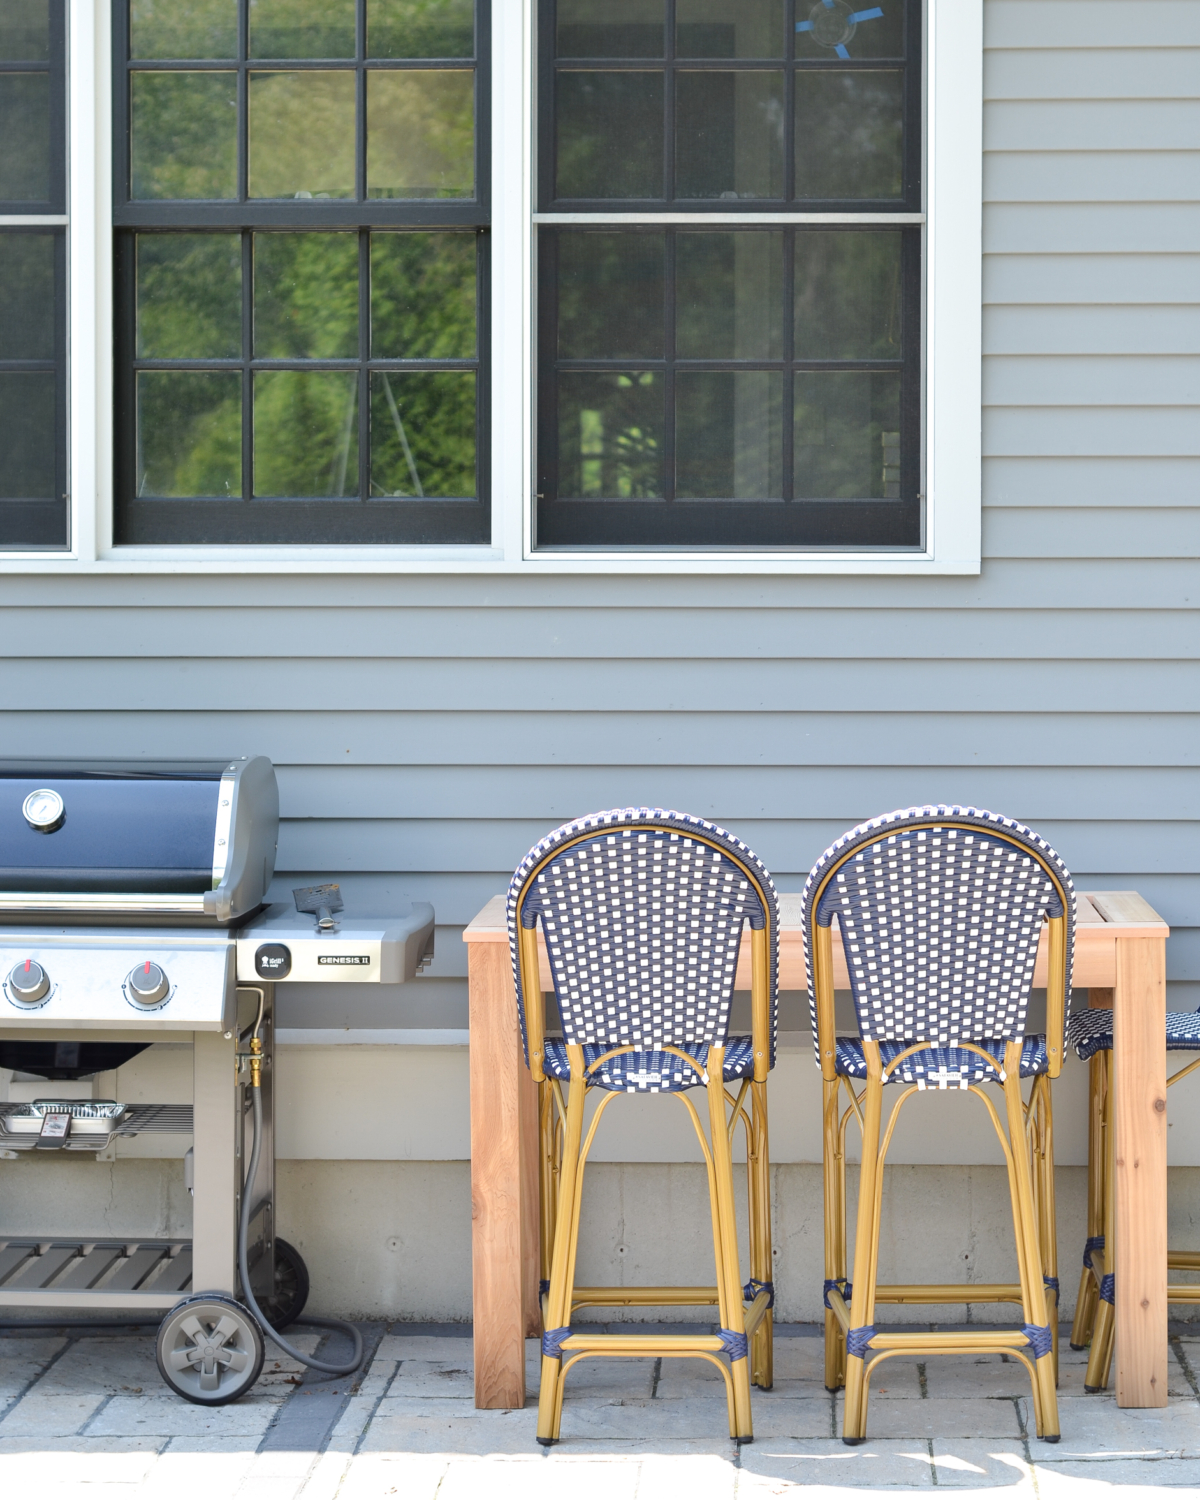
[1,0,1197,1032]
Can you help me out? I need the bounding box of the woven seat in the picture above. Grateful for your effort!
[1067,1005,1200,1389]
[804,805,1073,1446]
[541,1037,757,1092]
[1067,1007,1200,1062]
[834,1035,1049,1085]
[510,807,778,1445]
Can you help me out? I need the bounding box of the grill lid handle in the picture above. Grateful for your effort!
[293,883,344,932]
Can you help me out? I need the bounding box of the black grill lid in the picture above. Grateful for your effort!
[0,758,278,925]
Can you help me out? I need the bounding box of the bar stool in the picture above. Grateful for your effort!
[1066,1006,1200,1390]
[508,807,778,1445]
[803,805,1073,1445]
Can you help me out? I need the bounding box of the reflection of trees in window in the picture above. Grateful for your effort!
[115,0,488,543]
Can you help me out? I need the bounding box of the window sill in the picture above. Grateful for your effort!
[0,546,979,575]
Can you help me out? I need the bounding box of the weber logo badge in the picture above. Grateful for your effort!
[318,954,371,966]
[255,943,292,978]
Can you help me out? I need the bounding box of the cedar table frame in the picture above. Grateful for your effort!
[464,888,1169,1411]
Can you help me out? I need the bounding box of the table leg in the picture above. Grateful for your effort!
[469,940,538,1409]
[1113,935,1168,1407]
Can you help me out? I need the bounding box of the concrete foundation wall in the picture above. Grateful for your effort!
[4,1156,1200,1325]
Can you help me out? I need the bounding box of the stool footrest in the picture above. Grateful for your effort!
[874,1283,1025,1304]
[571,1285,720,1308]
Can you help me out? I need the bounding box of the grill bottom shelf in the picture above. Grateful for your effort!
[0,1238,193,1310]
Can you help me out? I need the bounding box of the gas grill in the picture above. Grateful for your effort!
[0,759,434,1404]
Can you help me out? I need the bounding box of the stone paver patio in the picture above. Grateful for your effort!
[3,1322,1200,1497]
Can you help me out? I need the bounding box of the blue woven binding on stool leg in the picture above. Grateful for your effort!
[1099,1274,1115,1306]
[743,1278,775,1308]
[542,1326,572,1360]
[1023,1324,1054,1360]
[1082,1235,1104,1269]
[1044,1276,1060,1298]
[539,1279,550,1298]
[846,1326,875,1359]
[719,1329,749,1362]
[823,1278,852,1308]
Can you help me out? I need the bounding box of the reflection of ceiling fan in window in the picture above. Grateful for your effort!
[796,0,885,60]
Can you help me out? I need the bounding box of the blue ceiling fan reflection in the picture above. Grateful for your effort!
[796,0,885,61]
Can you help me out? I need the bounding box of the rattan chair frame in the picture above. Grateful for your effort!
[805,811,1072,1444]
[510,812,778,1445]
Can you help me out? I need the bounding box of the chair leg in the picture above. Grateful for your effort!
[1071,1052,1106,1351]
[707,1064,754,1443]
[1034,1077,1060,1382]
[1085,1052,1116,1392]
[536,1075,587,1446]
[748,1079,774,1391]
[823,1077,847,1392]
[538,1081,559,1318]
[1003,1058,1059,1441]
[842,1065,884,1445]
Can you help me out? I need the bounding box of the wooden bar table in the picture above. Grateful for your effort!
[464,888,1169,1410]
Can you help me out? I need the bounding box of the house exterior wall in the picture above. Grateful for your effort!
[0,0,1196,1319]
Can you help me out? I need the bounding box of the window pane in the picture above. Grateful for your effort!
[130,0,237,59]
[370,372,475,496]
[131,73,237,199]
[676,372,782,499]
[557,233,663,360]
[0,0,49,60]
[254,371,359,495]
[367,70,474,199]
[0,374,55,498]
[795,71,903,200]
[369,0,474,58]
[136,234,241,359]
[793,371,900,499]
[136,371,242,497]
[556,72,662,200]
[557,373,663,499]
[795,0,904,60]
[371,233,476,359]
[676,232,781,360]
[794,231,901,359]
[0,234,54,359]
[249,71,356,198]
[676,71,783,200]
[255,233,358,358]
[675,0,783,58]
[557,0,663,57]
[0,75,49,201]
[250,0,356,59]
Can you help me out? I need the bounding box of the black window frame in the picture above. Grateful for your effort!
[535,0,924,553]
[112,0,491,546]
[0,0,68,553]
[0,0,67,215]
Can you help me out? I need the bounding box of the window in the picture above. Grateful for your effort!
[536,0,923,551]
[112,0,489,544]
[0,0,67,551]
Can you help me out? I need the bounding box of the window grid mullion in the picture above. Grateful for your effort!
[663,227,676,504]
[782,227,794,503]
[358,228,371,503]
[241,229,253,501]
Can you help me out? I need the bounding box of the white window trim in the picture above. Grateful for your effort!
[4,0,980,576]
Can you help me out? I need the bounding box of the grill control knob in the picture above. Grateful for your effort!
[127,961,169,1007]
[8,959,49,1005]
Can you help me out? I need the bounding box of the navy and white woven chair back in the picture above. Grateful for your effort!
[801,806,1075,1061]
[508,808,779,1084]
